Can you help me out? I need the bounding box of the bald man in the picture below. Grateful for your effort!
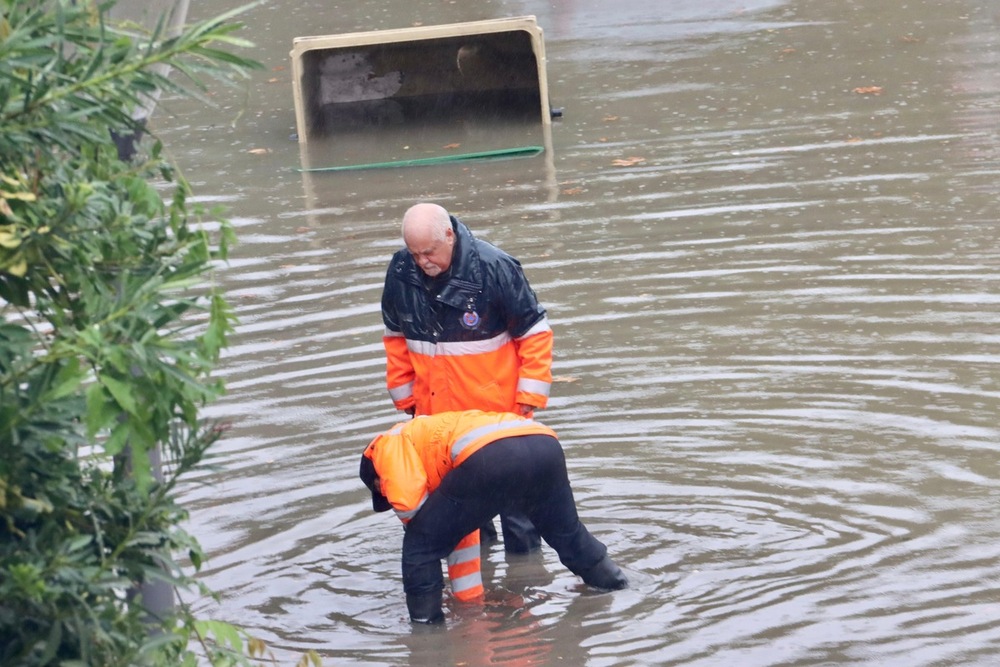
[380,203,554,553]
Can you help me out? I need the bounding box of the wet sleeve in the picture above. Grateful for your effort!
[382,264,416,410]
[373,431,430,523]
[499,257,553,408]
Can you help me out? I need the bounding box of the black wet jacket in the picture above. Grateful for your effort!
[381,217,546,345]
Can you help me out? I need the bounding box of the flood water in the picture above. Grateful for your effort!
[152,0,1000,664]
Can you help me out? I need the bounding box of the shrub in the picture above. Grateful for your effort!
[0,2,305,664]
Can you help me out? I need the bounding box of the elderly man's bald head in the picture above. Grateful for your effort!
[402,203,456,277]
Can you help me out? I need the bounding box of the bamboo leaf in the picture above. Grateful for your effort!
[99,374,137,415]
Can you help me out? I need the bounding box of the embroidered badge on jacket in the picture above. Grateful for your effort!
[460,311,481,329]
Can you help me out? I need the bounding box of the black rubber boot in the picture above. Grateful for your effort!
[406,592,445,624]
[579,555,629,591]
[480,519,499,545]
[500,511,541,554]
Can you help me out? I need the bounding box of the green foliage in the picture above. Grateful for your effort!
[0,1,307,665]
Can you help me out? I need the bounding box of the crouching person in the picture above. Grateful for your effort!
[359,410,628,624]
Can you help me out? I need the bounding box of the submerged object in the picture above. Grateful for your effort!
[290,16,552,141]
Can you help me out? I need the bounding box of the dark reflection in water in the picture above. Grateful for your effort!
[151,0,1000,664]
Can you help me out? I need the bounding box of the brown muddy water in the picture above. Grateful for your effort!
[151,0,1000,664]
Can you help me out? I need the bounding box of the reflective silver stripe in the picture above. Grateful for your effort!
[446,543,479,567]
[406,339,437,356]
[450,418,534,461]
[406,331,511,358]
[388,382,413,402]
[451,571,483,594]
[516,317,551,341]
[517,377,551,397]
[436,334,510,356]
[394,493,426,522]
[384,328,405,338]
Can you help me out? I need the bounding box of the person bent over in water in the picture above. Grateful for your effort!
[359,410,628,624]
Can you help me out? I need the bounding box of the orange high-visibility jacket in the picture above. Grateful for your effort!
[381,217,553,415]
[362,411,558,600]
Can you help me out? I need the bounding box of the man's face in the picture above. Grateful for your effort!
[407,229,454,277]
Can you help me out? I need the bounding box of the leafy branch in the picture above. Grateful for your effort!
[0,1,318,665]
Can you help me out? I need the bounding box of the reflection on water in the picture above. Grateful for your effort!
[153,0,1000,664]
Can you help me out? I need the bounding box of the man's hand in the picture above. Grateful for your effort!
[516,403,535,417]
